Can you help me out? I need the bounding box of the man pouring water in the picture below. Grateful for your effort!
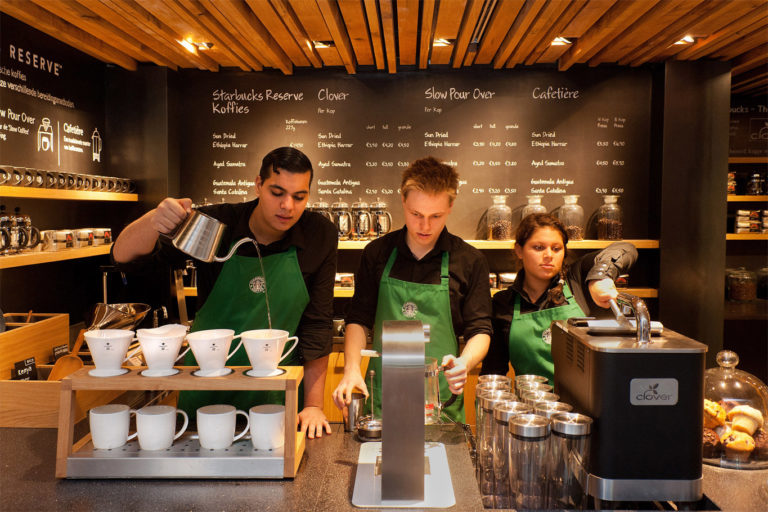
[113,147,337,438]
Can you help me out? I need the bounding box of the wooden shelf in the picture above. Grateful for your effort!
[0,186,138,202]
[727,195,768,202]
[0,244,112,269]
[724,299,768,321]
[489,287,657,298]
[185,285,659,299]
[338,239,660,250]
[729,157,768,164]
[726,234,768,241]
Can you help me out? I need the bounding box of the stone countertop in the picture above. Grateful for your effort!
[0,423,484,512]
[1,423,767,511]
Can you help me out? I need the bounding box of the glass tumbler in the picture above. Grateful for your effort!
[509,413,551,510]
[478,390,516,507]
[493,401,533,509]
[548,412,593,509]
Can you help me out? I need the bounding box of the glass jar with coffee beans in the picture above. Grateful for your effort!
[558,195,584,240]
[487,195,513,240]
[597,195,623,240]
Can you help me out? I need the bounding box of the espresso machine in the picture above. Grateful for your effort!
[551,294,707,505]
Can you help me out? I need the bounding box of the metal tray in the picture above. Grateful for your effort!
[67,434,284,478]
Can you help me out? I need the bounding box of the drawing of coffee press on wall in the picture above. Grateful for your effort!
[38,118,54,152]
[92,128,102,162]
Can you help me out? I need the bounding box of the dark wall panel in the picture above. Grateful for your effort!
[659,61,731,366]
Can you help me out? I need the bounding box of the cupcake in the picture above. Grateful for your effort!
[715,423,733,442]
[703,399,726,428]
[753,428,768,459]
[702,428,722,458]
[722,431,755,462]
[727,405,764,435]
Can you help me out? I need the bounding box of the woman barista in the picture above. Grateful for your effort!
[481,213,637,381]
[332,157,492,422]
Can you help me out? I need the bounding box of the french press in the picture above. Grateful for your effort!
[331,199,352,240]
[351,199,372,240]
[370,198,393,238]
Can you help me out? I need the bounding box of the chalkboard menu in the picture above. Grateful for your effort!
[0,15,105,175]
[730,96,768,157]
[178,67,651,239]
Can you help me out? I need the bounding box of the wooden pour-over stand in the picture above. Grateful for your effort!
[55,366,304,479]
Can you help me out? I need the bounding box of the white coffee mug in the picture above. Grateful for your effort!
[249,404,285,450]
[136,328,190,372]
[136,405,189,451]
[195,404,250,450]
[89,404,137,450]
[186,329,244,375]
[241,329,299,374]
[84,329,140,372]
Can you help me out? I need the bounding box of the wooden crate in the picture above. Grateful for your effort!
[0,314,121,428]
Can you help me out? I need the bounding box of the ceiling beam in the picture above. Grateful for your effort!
[0,0,137,70]
[474,0,524,65]
[100,0,218,71]
[492,0,546,69]
[75,0,195,69]
[589,0,705,65]
[397,0,420,66]
[204,0,291,74]
[507,0,571,68]
[363,0,386,70]
[269,0,323,68]
[558,0,662,71]
[30,0,177,69]
[524,0,586,66]
[316,0,357,74]
[622,0,753,66]
[418,0,437,69]
[140,0,249,70]
[339,0,375,66]
[379,0,398,73]
[245,0,310,67]
[178,0,264,70]
[731,43,768,76]
[452,0,486,68]
[675,7,768,61]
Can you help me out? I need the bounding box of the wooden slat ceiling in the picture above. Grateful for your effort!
[2,0,766,96]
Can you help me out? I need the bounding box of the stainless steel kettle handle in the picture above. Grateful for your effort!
[213,237,254,262]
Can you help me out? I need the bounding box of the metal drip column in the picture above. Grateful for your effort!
[352,320,456,508]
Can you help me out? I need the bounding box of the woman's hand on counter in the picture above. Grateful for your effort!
[298,406,332,439]
[588,277,619,308]
[442,354,468,394]
[332,371,368,410]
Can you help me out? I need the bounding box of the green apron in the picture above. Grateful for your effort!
[507,281,584,384]
[370,248,464,422]
[177,245,309,415]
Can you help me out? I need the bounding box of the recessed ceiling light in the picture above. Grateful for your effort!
[551,37,571,46]
[674,35,695,45]
[313,41,335,49]
[178,39,197,54]
[433,38,454,47]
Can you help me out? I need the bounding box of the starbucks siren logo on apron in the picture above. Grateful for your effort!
[249,276,266,293]
[401,301,418,318]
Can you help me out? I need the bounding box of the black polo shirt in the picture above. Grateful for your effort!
[481,242,638,375]
[345,226,493,342]
[112,199,337,362]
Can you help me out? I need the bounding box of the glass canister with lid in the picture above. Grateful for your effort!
[703,350,768,469]
[558,195,584,240]
[492,401,533,509]
[727,268,757,302]
[521,195,547,221]
[597,194,623,240]
[487,195,513,240]
[548,412,593,509]
[509,413,551,510]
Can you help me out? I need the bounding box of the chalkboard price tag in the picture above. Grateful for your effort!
[12,357,37,381]
[52,344,69,362]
